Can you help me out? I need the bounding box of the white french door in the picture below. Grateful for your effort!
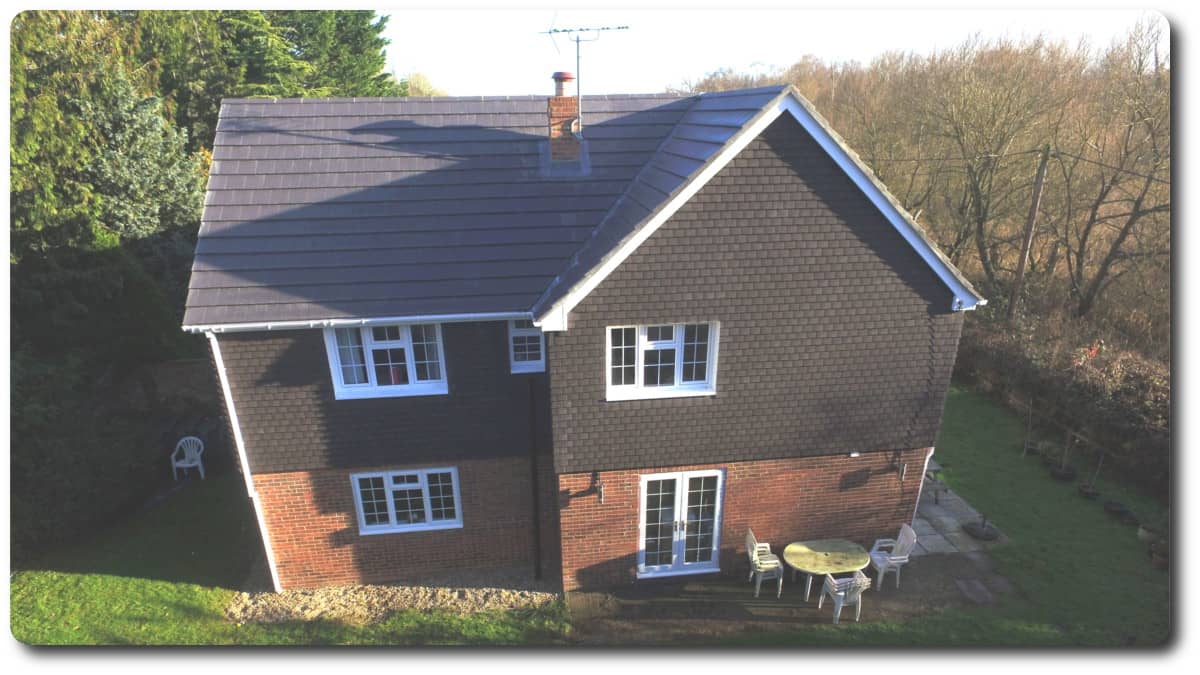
[637,469,724,578]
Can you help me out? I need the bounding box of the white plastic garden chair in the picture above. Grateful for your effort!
[171,436,206,480]
[869,523,917,590]
[745,528,784,598]
[817,570,872,624]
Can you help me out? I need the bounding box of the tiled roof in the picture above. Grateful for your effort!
[184,94,691,327]
[183,87,982,329]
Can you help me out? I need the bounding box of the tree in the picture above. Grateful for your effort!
[1048,23,1170,319]
[9,11,130,258]
[267,10,406,97]
[74,67,205,242]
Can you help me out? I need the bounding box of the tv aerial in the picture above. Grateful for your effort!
[541,24,629,132]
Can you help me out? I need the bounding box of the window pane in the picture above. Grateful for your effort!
[513,319,534,330]
[334,329,369,385]
[373,348,409,385]
[372,325,403,342]
[644,479,676,566]
[647,325,674,342]
[610,328,637,386]
[391,473,419,485]
[357,476,389,526]
[644,348,675,387]
[391,487,427,524]
[682,323,709,383]
[427,472,458,521]
[512,334,542,362]
[410,325,442,381]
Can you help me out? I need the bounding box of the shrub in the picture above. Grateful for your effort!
[954,317,1169,498]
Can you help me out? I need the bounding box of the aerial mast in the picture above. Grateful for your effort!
[542,25,629,133]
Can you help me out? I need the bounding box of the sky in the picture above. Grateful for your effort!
[380,5,1169,97]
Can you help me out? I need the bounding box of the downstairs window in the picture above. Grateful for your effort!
[351,467,463,534]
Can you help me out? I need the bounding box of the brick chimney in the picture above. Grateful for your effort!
[548,71,580,162]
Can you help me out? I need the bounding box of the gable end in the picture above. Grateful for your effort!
[533,88,984,330]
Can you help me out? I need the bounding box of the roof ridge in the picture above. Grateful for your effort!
[220,93,689,105]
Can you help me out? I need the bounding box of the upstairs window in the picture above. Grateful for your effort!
[508,319,546,373]
[323,324,448,399]
[606,322,719,401]
[351,467,463,535]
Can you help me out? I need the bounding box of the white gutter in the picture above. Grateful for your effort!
[208,331,283,593]
[184,311,531,334]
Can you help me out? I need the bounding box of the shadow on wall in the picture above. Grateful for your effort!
[234,321,560,590]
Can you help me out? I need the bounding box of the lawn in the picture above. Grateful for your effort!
[9,477,570,645]
[10,386,1170,646]
[727,385,1172,646]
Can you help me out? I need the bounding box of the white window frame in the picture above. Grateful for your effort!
[636,468,725,578]
[508,319,546,373]
[322,323,449,400]
[350,467,463,535]
[605,322,720,401]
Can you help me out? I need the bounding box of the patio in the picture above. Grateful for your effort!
[567,462,1014,643]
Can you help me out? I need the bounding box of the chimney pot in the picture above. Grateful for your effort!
[551,71,575,97]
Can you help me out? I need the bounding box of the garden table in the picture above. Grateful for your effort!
[782,538,871,601]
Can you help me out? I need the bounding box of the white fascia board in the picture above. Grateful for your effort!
[207,332,283,593]
[184,311,531,334]
[535,90,984,329]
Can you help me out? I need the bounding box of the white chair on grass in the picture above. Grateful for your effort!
[171,436,205,480]
[817,570,872,624]
[745,529,784,598]
[869,523,917,590]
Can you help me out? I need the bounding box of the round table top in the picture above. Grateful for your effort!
[782,538,870,575]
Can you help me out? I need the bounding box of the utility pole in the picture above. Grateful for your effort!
[1007,144,1052,322]
[542,25,628,133]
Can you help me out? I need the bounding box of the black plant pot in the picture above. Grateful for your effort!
[962,521,1001,541]
[1050,466,1077,481]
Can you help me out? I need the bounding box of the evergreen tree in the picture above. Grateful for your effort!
[268,10,406,97]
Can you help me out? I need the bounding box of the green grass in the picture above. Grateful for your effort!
[724,385,1172,646]
[10,477,570,645]
[11,386,1170,646]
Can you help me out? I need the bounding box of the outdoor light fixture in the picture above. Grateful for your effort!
[899,462,907,481]
[849,451,861,458]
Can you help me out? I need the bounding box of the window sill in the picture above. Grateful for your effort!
[332,382,449,400]
[606,386,716,402]
[358,520,463,536]
[636,563,720,579]
[510,362,546,374]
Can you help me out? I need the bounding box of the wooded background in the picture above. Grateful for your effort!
[9,12,1170,561]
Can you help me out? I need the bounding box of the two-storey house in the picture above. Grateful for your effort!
[184,75,984,592]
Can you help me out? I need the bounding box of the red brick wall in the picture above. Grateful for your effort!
[256,454,558,589]
[557,449,931,590]
[548,96,580,161]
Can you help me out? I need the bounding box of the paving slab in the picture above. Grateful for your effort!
[983,574,1015,595]
[916,533,958,555]
[912,518,939,536]
[954,578,994,604]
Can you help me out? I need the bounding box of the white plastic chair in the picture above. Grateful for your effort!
[171,436,205,480]
[817,570,872,623]
[746,529,784,598]
[869,523,917,590]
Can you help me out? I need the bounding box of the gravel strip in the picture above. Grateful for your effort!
[226,568,561,625]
